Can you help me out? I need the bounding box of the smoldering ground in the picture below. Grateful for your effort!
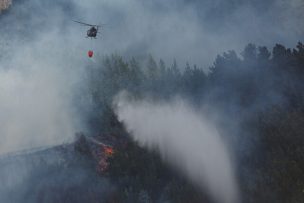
[0,145,115,203]
[114,93,240,203]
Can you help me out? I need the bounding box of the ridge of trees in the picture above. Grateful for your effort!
[84,42,304,202]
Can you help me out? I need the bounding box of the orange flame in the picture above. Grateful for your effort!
[104,146,114,156]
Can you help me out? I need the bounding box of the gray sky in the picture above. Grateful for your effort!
[73,0,304,67]
[2,0,303,66]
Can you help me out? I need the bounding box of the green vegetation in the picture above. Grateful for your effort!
[82,42,304,202]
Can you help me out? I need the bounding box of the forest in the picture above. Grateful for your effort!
[74,42,304,203]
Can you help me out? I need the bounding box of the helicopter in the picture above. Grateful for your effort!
[73,20,103,39]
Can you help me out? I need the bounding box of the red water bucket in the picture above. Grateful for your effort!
[88,50,94,58]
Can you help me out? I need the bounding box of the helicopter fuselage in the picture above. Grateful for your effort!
[87,27,98,38]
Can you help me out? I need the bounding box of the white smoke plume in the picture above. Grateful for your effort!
[0,12,88,154]
[114,93,239,203]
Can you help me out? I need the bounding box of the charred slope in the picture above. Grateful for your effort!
[0,144,113,203]
[0,130,210,203]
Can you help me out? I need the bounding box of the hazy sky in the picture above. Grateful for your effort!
[73,0,304,66]
[2,0,304,66]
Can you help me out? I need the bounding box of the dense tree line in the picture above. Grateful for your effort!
[84,42,304,202]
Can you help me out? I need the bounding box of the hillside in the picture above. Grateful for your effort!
[1,42,303,202]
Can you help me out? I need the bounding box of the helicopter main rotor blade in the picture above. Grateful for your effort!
[73,20,97,27]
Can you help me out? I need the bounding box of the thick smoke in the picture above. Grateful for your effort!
[0,40,84,154]
[114,93,239,203]
[0,0,302,162]
[0,0,88,154]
